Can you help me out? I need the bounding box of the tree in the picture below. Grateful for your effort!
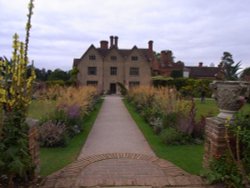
[220,52,241,80]
[240,67,250,80]
[48,68,70,81]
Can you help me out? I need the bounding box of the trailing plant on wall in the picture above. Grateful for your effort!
[0,0,36,187]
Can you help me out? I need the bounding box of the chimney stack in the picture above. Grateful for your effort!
[110,36,114,48]
[114,36,118,48]
[199,62,203,67]
[148,40,153,52]
[100,40,108,49]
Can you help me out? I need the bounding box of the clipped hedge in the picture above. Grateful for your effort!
[152,77,213,98]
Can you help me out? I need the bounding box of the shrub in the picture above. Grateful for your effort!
[39,121,68,147]
[162,112,179,129]
[45,80,65,87]
[203,114,250,187]
[40,108,82,138]
[117,82,128,96]
[0,0,36,186]
[160,127,192,145]
[127,86,201,140]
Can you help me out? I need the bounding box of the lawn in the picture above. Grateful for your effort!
[28,99,103,177]
[124,99,204,175]
[28,100,56,119]
[194,98,250,120]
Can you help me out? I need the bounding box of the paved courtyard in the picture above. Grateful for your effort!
[41,96,208,187]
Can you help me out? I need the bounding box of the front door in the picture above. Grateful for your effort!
[110,83,116,94]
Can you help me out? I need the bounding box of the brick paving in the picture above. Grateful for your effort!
[40,96,209,188]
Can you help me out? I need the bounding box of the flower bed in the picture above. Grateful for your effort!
[127,86,204,145]
[38,86,99,147]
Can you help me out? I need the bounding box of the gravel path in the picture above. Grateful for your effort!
[78,95,155,159]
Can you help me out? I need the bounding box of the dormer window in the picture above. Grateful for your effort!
[89,55,96,60]
[131,56,138,61]
[111,56,117,61]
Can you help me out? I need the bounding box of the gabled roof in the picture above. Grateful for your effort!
[185,66,220,78]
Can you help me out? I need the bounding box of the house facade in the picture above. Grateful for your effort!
[73,36,153,94]
[151,50,184,77]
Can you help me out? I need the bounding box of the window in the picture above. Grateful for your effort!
[110,67,117,75]
[131,56,138,61]
[110,56,117,61]
[129,81,140,88]
[87,81,98,86]
[88,67,97,75]
[89,55,96,60]
[129,67,139,76]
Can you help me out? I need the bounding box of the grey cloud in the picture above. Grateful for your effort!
[1,0,250,70]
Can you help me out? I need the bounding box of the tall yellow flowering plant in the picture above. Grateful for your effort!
[0,0,36,187]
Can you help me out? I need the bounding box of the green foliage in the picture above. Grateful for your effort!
[152,77,212,98]
[160,127,192,145]
[45,80,65,87]
[241,67,250,77]
[203,155,242,187]
[68,67,79,86]
[203,114,250,187]
[40,108,83,140]
[0,109,33,181]
[0,0,36,186]
[47,68,70,81]
[171,70,183,78]
[220,51,241,80]
[179,79,212,97]
[162,112,178,129]
[127,86,203,142]
[39,121,68,147]
[117,82,128,96]
[152,76,173,87]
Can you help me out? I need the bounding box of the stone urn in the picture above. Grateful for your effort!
[210,81,250,119]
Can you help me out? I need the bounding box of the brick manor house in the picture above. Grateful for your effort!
[73,36,153,94]
[73,36,222,94]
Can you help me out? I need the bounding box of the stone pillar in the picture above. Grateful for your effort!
[203,117,227,168]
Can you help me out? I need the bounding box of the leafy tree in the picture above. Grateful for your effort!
[240,67,250,80]
[171,70,183,78]
[48,68,70,81]
[220,52,241,80]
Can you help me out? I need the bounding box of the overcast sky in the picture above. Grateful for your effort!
[1,0,250,71]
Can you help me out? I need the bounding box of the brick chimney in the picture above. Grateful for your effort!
[148,40,153,52]
[110,36,114,48]
[199,62,203,67]
[114,36,118,48]
[100,40,108,49]
[161,50,167,62]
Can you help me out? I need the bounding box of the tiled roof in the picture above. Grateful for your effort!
[185,66,220,78]
[96,48,151,60]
